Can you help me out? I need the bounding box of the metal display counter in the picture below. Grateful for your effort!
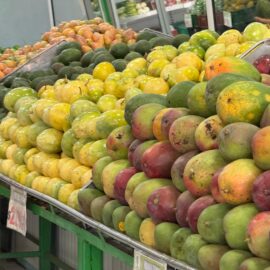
[0,174,196,270]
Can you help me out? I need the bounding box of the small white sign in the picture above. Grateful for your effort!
[7,186,27,236]
[184,14,193,28]
[134,250,167,270]
[223,11,232,27]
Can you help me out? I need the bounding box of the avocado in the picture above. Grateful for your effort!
[29,70,47,81]
[0,111,7,120]
[128,43,136,51]
[57,66,76,79]
[35,76,58,91]
[80,51,95,67]
[94,48,107,53]
[149,37,160,47]
[84,64,95,74]
[137,31,157,41]
[172,34,190,48]
[59,48,82,65]
[112,59,128,71]
[71,73,80,80]
[69,61,82,67]
[3,76,16,87]
[110,43,130,59]
[94,53,115,65]
[134,40,151,55]
[11,78,30,88]
[150,37,172,48]
[51,62,65,74]
[0,86,10,106]
[44,68,55,76]
[124,52,142,61]
[51,55,60,64]
[0,85,9,93]
[56,41,81,55]
[73,66,85,74]
[31,75,58,90]
[91,51,109,63]
[19,71,31,79]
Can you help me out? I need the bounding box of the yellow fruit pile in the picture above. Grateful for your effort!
[0,64,134,207]
[1,22,269,209]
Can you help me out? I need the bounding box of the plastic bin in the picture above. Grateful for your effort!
[173,22,190,35]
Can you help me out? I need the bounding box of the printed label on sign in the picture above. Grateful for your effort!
[7,186,27,236]
[184,14,193,28]
[133,250,167,270]
[223,11,232,27]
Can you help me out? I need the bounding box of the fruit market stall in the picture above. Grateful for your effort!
[0,175,195,270]
[1,18,270,270]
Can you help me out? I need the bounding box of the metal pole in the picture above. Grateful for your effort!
[109,0,120,27]
[155,0,172,35]
[99,0,113,24]
[39,217,53,270]
[47,0,56,27]
[206,0,216,30]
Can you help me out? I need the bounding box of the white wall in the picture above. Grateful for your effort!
[0,0,88,48]
[53,0,88,25]
[0,0,51,47]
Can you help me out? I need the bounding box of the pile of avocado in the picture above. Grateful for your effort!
[0,84,9,118]
[0,32,188,91]
[0,32,189,120]
[135,31,189,49]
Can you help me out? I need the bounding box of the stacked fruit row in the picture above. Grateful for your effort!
[83,63,270,270]
[0,21,270,270]
[0,27,194,121]
[0,18,137,79]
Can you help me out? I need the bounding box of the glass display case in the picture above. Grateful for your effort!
[88,0,112,23]
[109,0,194,34]
[222,0,256,31]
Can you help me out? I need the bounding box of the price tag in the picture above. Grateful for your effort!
[7,186,27,236]
[134,250,167,270]
[184,14,193,28]
[223,11,232,27]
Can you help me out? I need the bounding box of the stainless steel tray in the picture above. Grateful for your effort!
[140,28,173,39]
[240,38,270,64]
[0,40,65,83]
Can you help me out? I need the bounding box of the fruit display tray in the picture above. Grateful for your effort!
[0,174,196,270]
[240,38,270,64]
[0,40,65,83]
[140,28,173,39]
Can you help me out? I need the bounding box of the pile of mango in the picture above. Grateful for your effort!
[0,18,136,79]
[0,21,270,270]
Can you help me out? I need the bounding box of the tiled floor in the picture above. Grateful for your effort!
[0,260,25,270]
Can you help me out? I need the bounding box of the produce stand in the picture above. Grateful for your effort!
[0,174,196,270]
[2,13,270,270]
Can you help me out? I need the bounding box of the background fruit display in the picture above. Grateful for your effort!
[223,0,256,11]
[0,20,270,270]
[0,18,136,79]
